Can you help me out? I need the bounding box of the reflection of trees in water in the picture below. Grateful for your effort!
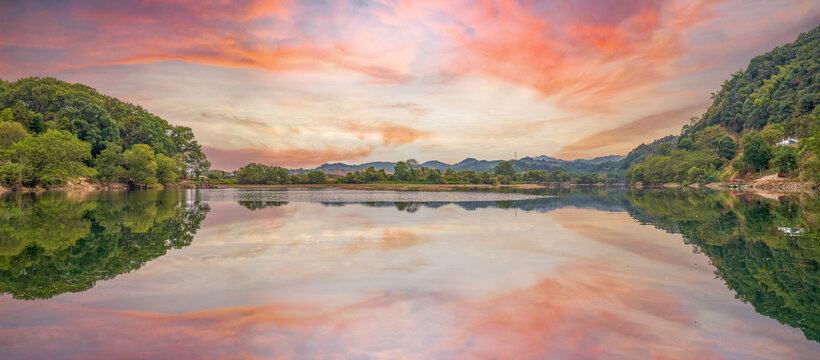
[306,189,629,214]
[0,191,210,300]
[237,201,287,210]
[3,186,816,342]
[625,189,820,342]
[395,202,422,213]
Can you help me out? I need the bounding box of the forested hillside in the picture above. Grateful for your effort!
[0,77,209,188]
[312,155,624,174]
[623,25,820,184]
[692,27,820,136]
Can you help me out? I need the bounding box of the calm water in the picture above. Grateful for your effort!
[1,188,818,359]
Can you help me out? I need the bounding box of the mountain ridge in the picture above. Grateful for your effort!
[302,155,625,174]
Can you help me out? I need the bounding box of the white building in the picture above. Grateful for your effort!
[776,137,798,146]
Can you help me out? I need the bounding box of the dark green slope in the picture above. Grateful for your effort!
[692,26,820,136]
[617,25,820,184]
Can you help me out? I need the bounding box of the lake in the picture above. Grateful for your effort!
[1,188,818,359]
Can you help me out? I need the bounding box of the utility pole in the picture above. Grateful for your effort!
[514,152,517,160]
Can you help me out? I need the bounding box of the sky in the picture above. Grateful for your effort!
[1,0,819,169]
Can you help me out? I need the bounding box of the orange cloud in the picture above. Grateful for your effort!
[554,103,707,159]
[0,0,411,83]
[407,0,720,109]
[203,146,374,169]
[2,0,818,162]
[339,121,431,146]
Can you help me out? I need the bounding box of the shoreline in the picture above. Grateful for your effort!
[212,183,575,191]
[2,180,816,195]
[0,181,193,195]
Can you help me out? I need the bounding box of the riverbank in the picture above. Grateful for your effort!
[0,179,196,194]
[2,178,815,194]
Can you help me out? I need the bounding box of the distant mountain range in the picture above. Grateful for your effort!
[304,155,624,175]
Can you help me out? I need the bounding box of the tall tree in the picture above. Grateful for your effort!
[773,146,798,173]
[95,144,127,183]
[494,161,515,177]
[0,121,29,150]
[742,133,774,171]
[170,126,210,178]
[393,161,412,181]
[123,144,158,186]
[155,153,181,184]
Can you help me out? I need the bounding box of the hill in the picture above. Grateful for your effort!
[619,25,820,185]
[0,77,209,188]
[308,155,625,175]
[691,26,820,136]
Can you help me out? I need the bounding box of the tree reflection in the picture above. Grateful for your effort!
[237,201,287,210]
[624,189,820,342]
[0,191,210,300]
[1,187,816,343]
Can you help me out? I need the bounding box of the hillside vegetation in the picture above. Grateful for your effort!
[623,25,820,185]
[0,77,209,188]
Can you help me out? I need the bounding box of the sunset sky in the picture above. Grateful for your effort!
[2,0,819,169]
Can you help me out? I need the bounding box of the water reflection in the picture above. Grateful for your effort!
[624,189,820,342]
[0,188,817,359]
[0,191,210,299]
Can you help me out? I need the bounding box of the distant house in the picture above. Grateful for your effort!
[776,137,799,146]
[777,227,804,237]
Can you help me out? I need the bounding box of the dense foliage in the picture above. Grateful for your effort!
[0,77,209,187]
[234,158,613,186]
[691,27,820,136]
[622,25,820,184]
[236,163,328,184]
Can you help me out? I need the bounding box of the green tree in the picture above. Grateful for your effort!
[0,108,12,122]
[236,163,267,184]
[123,144,158,186]
[550,170,572,183]
[716,135,738,160]
[759,124,785,145]
[686,166,704,183]
[521,170,548,182]
[361,167,387,183]
[0,121,28,150]
[8,101,44,134]
[773,146,798,174]
[95,144,126,183]
[236,163,291,184]
[493,161,515,177]
[426,169,446,184]
[676,138,694,151]
[13,130,95,186]
[656,143,674,156]
[0,163,22,186]
[305,170,328,184]
[741,133,774,171]
[393,161,412,181]
[155,153,180,184]
[56,93,120,154]
[170,126,210,178]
